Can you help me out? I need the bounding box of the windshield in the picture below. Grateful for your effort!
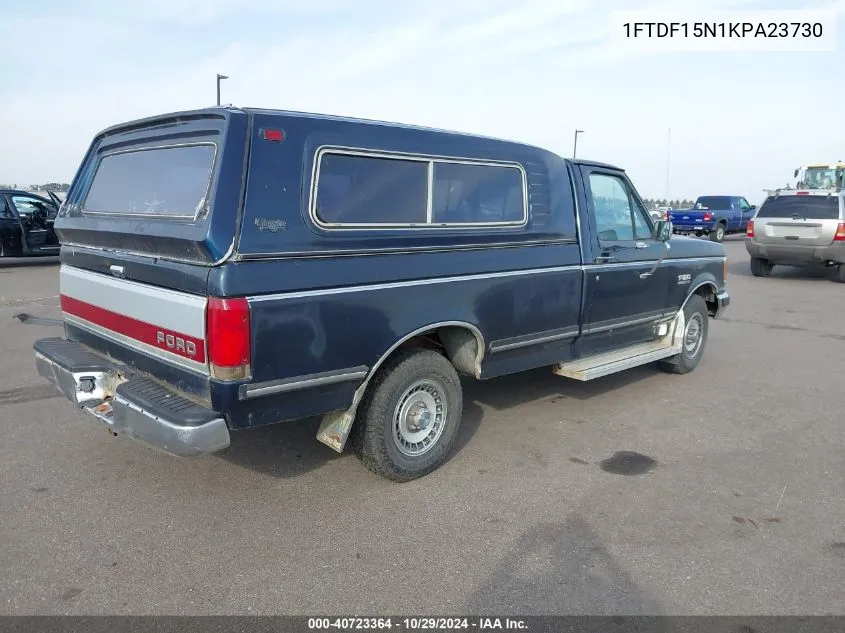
[758,195,840,220]
[82,143,216,218]
[802,167,841,190]
[694,196,731,210]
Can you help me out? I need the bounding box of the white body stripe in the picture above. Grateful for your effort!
[60,265,207,339]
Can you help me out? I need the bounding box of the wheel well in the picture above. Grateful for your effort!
[395,325,482,377]
[692,283,719,316]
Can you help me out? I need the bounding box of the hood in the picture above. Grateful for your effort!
[666,234,725,259]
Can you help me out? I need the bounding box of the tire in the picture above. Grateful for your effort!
[659,294,709,375]
[750,257,774,277]
[709,223,726,242]
[836,264,845,283]
[352,348,463,482]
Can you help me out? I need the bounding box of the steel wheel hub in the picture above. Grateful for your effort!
[683,314,703,358]
[393,380,447,457]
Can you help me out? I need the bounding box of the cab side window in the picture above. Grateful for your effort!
[588,173,652,242]
[0,197,11,218]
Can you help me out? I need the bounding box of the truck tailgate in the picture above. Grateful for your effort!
[60,265,208,368]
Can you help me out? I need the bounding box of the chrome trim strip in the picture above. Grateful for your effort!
[246,257,725,302]
[80,141,219,221]
[235,238,579,260]
[308,145,529,230]
[426,161,434,223]
[240,366,369,400]
[64,315,209,376]
[584,310,668,335]
[588,256,725,271]
[247,264,583,302]
[489,327,580,353]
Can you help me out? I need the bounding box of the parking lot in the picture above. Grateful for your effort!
[1,238,843,616]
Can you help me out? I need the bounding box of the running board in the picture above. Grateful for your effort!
[554,311,685,381]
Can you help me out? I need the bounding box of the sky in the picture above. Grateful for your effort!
[2,0,844,202]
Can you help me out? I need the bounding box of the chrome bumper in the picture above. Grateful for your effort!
[34,338,230,458]
[714,291,730,318]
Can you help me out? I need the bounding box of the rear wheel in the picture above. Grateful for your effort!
[352,348,463,482]
[660,294,709,375]
[836,264,845,283]
[709,223,726,242]
[750,257,774,277]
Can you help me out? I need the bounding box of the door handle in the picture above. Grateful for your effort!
[635,241,648,249]
[595,255,617,264]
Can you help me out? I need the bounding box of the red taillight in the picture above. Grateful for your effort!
[703,212,712,221]
[747,220,755,238]
[263,128,285,142]
[834,223,845,242]
[796,191,810,195]
[206,297,251,380]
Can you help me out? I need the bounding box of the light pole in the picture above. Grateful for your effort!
[665,127,671,200]
[216,74,228,106]
[573,129,584,158]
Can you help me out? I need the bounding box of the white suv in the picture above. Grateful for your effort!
[746,190,845,282]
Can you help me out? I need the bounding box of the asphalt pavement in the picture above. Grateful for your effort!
[1,240,843,615]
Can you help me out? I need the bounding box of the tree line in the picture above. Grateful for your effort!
[642,198,695,209]
[0,183,71,192]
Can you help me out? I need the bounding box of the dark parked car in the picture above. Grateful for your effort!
[0,189,61,257]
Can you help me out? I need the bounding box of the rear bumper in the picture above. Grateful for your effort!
[34,337,229,458]
[745,238,845,265]
[674,224,714,233]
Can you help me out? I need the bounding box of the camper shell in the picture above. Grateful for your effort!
[34,106,730,481]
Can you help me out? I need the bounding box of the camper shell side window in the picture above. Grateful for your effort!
[309,148,528,230]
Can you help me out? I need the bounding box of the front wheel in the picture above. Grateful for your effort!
[352,348,464,482]
[709,224,725,242]
[659,294,709,375]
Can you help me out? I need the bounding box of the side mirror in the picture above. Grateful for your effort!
[654,219,672,242]
[794,168,800,178]
[750,204,756,210]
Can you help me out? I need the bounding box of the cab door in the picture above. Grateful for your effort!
[578,166,673,356]
[737,197,754,231]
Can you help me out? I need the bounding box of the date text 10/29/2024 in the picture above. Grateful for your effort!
[308,618,528,631]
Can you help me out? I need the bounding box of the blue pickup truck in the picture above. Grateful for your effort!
[670,195,756,242]
[32,106,730,481]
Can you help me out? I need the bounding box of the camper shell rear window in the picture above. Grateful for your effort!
[82,143,217,219]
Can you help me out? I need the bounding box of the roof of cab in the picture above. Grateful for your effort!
[571,158,624,171]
